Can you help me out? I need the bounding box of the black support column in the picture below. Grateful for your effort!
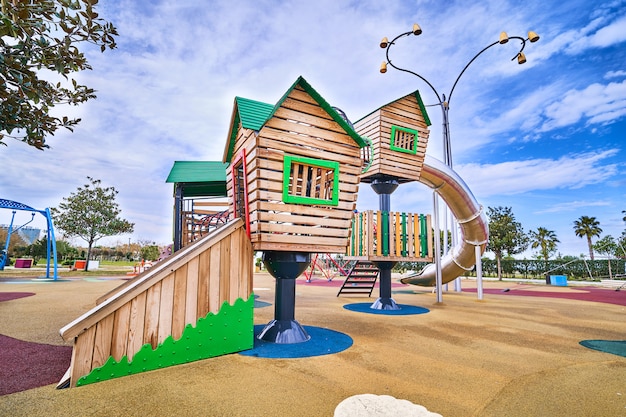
[258,251,311,343]
[370,177,401,310]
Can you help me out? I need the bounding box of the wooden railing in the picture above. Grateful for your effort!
[346,210,433,262]
[182,201,230,247]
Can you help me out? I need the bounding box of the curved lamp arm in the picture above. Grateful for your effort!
[381,26,539,107]
[382,30,443,104]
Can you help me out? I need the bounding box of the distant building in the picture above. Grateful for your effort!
[0,225,42,246]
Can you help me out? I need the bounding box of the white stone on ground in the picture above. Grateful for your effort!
[334,394,443,416]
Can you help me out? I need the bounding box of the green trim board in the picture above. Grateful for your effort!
[360,135,373,173]
[282,155,340,206]
[390,125,419,154]
[414,91,431,126]
[75,295,255,387]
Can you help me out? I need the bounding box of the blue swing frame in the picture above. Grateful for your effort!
[0,198,58,280]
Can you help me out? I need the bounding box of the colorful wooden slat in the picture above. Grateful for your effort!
[345,210,433,262]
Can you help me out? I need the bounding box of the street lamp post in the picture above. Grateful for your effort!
[381,24,539,168]
[380,24,539,298]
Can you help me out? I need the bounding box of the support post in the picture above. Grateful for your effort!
[475,245,483,300]
[433,193,443,303]
[173,183,184,252]
[258,251,311,343]
[370,178,400,310]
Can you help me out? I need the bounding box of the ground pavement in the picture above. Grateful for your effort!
[0,272,625,416]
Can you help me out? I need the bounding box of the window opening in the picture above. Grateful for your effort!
[390,125,419,154]
[282,156,339,206]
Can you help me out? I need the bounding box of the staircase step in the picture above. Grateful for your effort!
[337,261,379,297]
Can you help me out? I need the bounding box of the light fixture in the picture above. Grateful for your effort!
[380,61,388,73]
[412,23,422,36]
[499,32,509,44]
[517,52,527,64]
[380,37,389,49]
[528,31,540,42]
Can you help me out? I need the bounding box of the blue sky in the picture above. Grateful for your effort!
[1,0,625,258]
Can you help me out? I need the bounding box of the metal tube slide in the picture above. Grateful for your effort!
[400,155,489,286]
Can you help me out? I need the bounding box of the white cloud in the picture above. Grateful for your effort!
[605,70,626,79]
[539,80,626,131]
[534,200,612,214]
[457,149,619,196]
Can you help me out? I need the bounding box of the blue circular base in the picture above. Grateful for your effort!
[343,303,430,315]
[239,325,353,358]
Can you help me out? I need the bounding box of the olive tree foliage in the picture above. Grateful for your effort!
[486,206,529,280]
[51,177,133,270]
[594,235,618,278]
[0,0,117,149]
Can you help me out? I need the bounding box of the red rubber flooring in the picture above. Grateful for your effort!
[463,286,626,306]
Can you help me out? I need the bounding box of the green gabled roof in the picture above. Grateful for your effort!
[223,97,274,163]
[166,161,228,197]
[356,90,432,127]
[224,76,367,162]
[236,97,275,130]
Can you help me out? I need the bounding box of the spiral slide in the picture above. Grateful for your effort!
[400,155,489,286]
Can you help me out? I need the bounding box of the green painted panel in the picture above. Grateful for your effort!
[381,211,389,256]
[76,295,255,387]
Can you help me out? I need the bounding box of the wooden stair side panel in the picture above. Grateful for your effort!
[61,219,253,387]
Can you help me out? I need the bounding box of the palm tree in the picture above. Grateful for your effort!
[529,227,559,261]
[573,216,602,260]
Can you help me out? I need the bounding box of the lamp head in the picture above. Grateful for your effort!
[380,61,388,73]
[517,52,527,64]
[528,31,540,42]
[380,37,389,49]
[499,32,509,44]
[413,23,422,36]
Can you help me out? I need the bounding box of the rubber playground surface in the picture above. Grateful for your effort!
[1,272,625,416]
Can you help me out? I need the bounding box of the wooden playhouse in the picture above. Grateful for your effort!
[356,90,431,184]
[223,76,368,255]
[344,91,434,264]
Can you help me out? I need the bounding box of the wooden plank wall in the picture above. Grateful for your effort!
[356,94,430,183]
[59,219,253,387]
[226,85,363,254]
[346,210,433,262]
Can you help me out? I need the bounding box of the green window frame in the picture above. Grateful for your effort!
[282,155,339,206]
[390,125,419,154]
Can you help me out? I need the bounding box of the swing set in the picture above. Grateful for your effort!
[0,198,58,280]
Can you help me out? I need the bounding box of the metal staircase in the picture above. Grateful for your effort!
[337,261,379,297]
